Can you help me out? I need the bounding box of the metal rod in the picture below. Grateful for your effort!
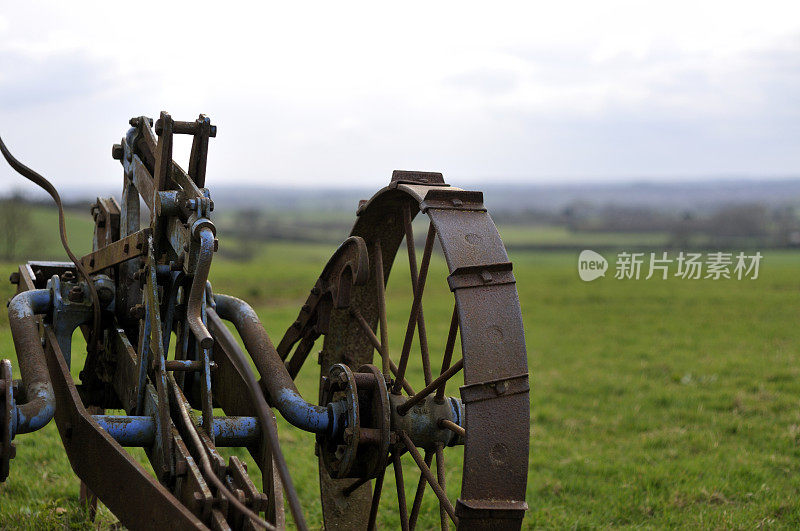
[394,452,410,531]
[408,450,434,530]
[435,443,449,531]
[396,359,463,416]
[343,476,370,497]
[436,307,459,401]
[373,240,391,378]
[399,431,458,525]
[367,466,386,531]
[393,224,436,394]
[390,359,416,396]
[94,414,261,448]
[164,359,217,371]
[199,343,214,444]
[438,419,465,438]
[403,206,433,386]
[92,415,154,447]
[349,307,415,395]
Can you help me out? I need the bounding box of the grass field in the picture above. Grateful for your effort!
[0,209,799,528]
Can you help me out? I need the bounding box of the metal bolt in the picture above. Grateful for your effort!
[61,271,76,282]
[480,270,493,283]
[184,199,197,210]
[111,143,123,160]
[9,272,19,285]
[68,286,84,302]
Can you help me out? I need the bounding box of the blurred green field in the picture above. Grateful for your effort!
[0,207,799,528]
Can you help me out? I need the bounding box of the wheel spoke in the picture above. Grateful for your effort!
[408,450,433,530]
[394,452,410,531]
[350,307,415,395]
[399,431,458,525]
[393,223,436,394]
[438,419,465,438]
[396,359,463,416]
[367,467,386,531]
[390,359,416,396]
[373,240,391,378]
[435,443,449,531]
[350,307,382,351]
[436,306,459,401]
[403,205,433,385]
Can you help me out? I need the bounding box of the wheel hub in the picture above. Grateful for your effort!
[318,363,463,480]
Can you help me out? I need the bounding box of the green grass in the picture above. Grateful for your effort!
[0,219,799,528]
[497,224,672,248]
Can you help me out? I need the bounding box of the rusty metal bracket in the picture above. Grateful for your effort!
[420,189,486,213]
[455,498,529,522]
[447,262,516,291]
[459,373,529,404]
[79,228,151,275]
[390,170,447,186]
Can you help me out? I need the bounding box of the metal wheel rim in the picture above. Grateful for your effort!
[318,181,530,530]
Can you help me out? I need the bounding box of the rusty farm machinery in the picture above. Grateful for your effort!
[0,113,529,529]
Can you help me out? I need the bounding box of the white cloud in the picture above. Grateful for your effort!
[0,0,798,192]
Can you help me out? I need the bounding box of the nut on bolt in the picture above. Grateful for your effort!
[67,286,84,302]
[112,143,123,160]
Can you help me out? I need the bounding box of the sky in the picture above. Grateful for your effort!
[0,1,799,193]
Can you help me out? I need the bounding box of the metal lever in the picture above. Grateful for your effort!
[186,227,215,349]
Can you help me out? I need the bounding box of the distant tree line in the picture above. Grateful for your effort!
[493,201,800,249]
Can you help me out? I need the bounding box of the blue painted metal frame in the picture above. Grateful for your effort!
[92,415,261,448]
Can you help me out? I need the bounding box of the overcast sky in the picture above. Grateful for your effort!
[0,1,798,193]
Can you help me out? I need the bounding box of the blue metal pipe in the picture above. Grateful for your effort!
[213,294,333,434]
[93,415,261,447]
[201,415,260,447]
[93,415,155,446]
[8,289,54,436]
